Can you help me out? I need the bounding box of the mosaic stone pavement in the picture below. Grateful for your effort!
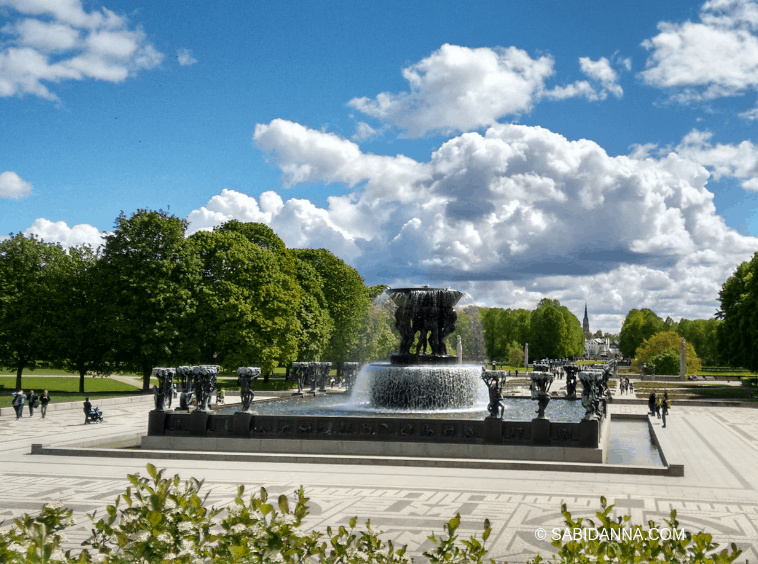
[0,398,757,562]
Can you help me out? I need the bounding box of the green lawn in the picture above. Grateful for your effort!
[0,376,147,408]
[632,381,758,401]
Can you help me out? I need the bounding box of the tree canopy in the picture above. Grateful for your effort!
[527,298,584,359]
[634,330,701,374]
[99,210,200,390]
[0,233,67,389]
[717,254,758,370]
[619,308,665,358]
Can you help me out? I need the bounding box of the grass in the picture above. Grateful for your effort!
[216,377,298,391]
[0,376,147,408]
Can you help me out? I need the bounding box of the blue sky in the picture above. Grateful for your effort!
[2,0,758,332]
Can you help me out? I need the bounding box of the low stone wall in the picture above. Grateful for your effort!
[148,411,602,450]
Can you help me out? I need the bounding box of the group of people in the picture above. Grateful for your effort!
[648,391,670,428]
[618,377,634,395]
[10,390,51,419]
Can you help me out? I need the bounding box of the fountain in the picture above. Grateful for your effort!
[144,287,609,463]
[357,287,485,410]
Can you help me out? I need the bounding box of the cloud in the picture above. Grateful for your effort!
[0,171,32,199]
[674,129,758,190]
[177,48,197,66]
[352,121,378,142]
[244,118,758,328]
[23,218,104,249]
[0,0,162,100]
[348,44,555,137]
[641,0,758,102]
[544,57,624,101]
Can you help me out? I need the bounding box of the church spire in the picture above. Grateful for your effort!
[582,302,590,336]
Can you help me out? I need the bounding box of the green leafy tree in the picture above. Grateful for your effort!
[368,284,389,300]
[717,255,758,370]
[185,230,299,374]
[0,233,67,390]
[506,340,524,367]
[292,249,370,373]
[100,210,200,390]
[481,308,507,361]
[634,330,701,374]
[649,349,680,375]
[618,308,665,358]
[528,298,583,359]
[677,318,721,366]
[292,257,333,362]
[449,305,487,361]
[349,299,399,362]
[48,245,111,393]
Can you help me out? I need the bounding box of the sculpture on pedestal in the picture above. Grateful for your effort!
[151,367,175,411]
[481,367,504,419]
[193,365,219,412]
[564,364,579,398]
[176,366,195,410]
[237,367,261,412]
[529,365,554,419]
[343,362,359,392]
[578,370,604,420]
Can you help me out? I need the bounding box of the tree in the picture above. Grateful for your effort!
[0,233,67,390]
[506,340,524,367]
[717,255,758,370]
[291,249,370,372]
[293,257,333,362]
[349,299,398,362]
[215,221,302,372]
[649,350,680,375]
[100,210,200,391]
[618,308,665,358]
[634,330,701,374]
[481,308,508,361]
[527,298,584,359]
[185,230,299,374]
[367,284,389,300]
[47,245,111,393]
[677,318,721,366]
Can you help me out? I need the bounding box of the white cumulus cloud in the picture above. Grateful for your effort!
[245,118,758,326]
[674,129,758,190]
[0,171,32,199]
[348,44,555,137]
[641,0,758,102]
[23,218,104,249]
[0,0,162,100]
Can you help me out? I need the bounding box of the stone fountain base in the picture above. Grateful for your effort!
[390,353,459,366]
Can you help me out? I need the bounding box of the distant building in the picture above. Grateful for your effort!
[584,337,610,359]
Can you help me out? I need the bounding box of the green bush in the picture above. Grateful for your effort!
[0,465,743,564]
[741,376,758,387]
[649,350,680,375]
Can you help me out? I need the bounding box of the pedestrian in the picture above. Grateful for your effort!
[648,392,656,415]
[83,397,92,424]
[662,393,669,428]
[40,390,50,419]
[655,396,661,418]
[27,390,37,417]
[11,390,25,419]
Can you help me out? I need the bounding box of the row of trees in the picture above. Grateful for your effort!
[0,211,376,392]
[481,298,585,363]
[619,308,721,366]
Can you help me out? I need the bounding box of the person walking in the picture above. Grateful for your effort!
[648,392,656,415]
[12,390,25,419]
[27,390,37,417]
[40,390,51,419]
[83,397,92,424]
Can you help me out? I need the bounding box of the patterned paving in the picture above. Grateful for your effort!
[0,398,757,562]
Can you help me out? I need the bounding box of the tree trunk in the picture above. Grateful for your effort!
[15,360,24,391]
[79,369,86,394]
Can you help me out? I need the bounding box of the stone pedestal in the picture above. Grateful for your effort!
[233,412,254,437]
[189,410,209,437]
[531,418,551,445]
[148,410,166,436]
[579,418,599,448]
[484,417,502,444]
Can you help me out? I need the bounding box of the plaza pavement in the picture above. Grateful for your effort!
[1,393,757,562]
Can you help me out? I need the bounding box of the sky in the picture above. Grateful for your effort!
[2,0,758,333]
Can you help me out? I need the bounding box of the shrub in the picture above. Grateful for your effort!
[649,350,681,375]
[0,466,744,564]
